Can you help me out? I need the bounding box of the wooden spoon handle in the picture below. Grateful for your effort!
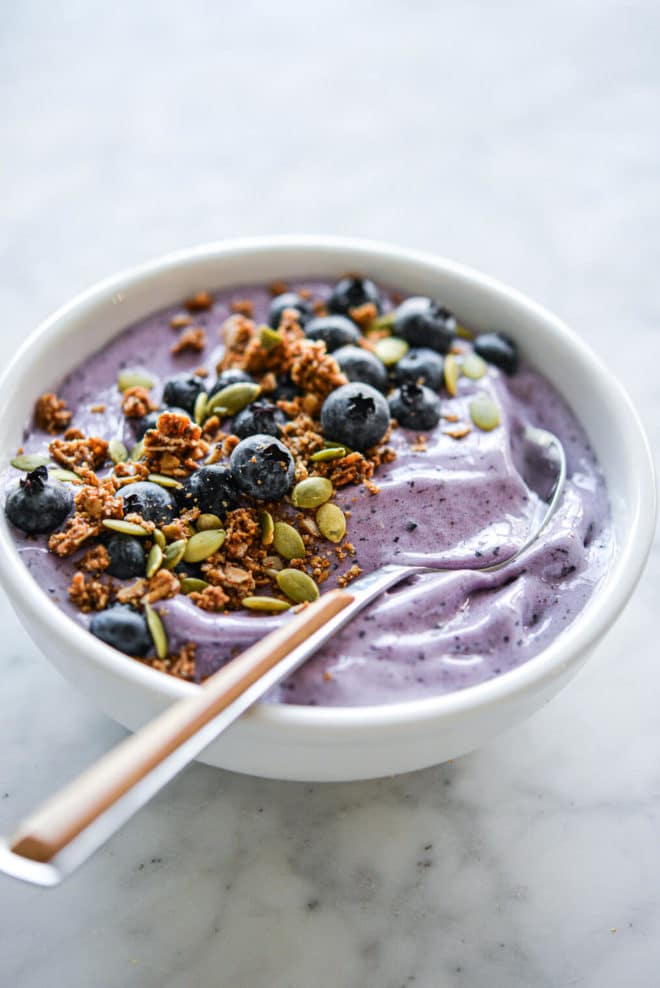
[11,590,353,864]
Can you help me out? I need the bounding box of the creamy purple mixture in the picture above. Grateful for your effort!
[6,280,612,706]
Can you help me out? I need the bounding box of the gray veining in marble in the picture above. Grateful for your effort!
[1,1,659,985]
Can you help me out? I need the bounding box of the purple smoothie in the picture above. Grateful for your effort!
[6,280,613,706]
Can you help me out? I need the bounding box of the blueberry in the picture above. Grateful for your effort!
[135,406,190,439]
[320,383,390,451]
[161,374,206,416]
[233,401,287,439]
[177,465,240,518]
[268,293,313,329]
[388,383,441,430]
[304,315,361,352]
[393,297,456,353]
[5,465,73,534]
[327,277,382,315]
[90,604,152,657]
[394,348,445,391]
[230,435,295,501]
[118,481,177,524]
[333,345,388,393]
[270,375,301,402]
[208,368,254,399]
[473,332,519,375]
[105,534,146,579]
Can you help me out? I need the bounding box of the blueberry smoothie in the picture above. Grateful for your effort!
[4,277,613,706]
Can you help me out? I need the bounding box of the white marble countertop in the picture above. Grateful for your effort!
[1,2,658,985]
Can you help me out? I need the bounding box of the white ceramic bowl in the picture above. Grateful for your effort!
[0,238,654,781]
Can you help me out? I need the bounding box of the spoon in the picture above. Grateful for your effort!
[0,425,565,886]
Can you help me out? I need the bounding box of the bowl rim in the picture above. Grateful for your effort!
[0,235,655,732]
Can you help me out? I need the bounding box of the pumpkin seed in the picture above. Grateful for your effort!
[371,311,396,331]
[276,568,319,603]
[461,352,487,380]
[197,513,223,531]
[260,510,274,546]
[455,323,475,340]
[206,382,261,417]
[259,325,282,350]
[183,529,226,563]
[145,544,163,578]
[147,472,183,490]
[49,468,81,483]
[310,446,349,462]
[273,522,306,560]
[180,577,210,594]
[117,369,154,392]
[153,528,166,549]
[193,390,209,425]
[316,503,346,543]
[444,353,460,396]
[470,393,501,431]
[108,438,128,464]
[10,453,51,471]
[144,603,168,660]
[263,555,283,571]
[163,539,187,569]
[129,439,144,461]
[242,596,291,612]
[374,336,409,367]
[102,518,150,537]
[291,476,333,509]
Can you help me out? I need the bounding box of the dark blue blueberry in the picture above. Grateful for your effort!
[135,406,190,439]
[105,534,146,579]
[327,276,382,315]
[90,604,152,657]
[320,382,390,451]
[333,345,388,393]
[388,383,441,430]
[270,375,301,402]
[473,332,519,375]
[393,297,456,353]
[233,401,287,439]
[208,368,254,399]
[118,481,177,524]
[304,315,361,352]
[394,348,445,391]
[5,466,73,534]
[177,465,240,518]
[230,434,295,501]
[161,374,206,416]
[268,293,313,329]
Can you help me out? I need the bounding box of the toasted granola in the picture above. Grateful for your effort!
[171,327,206,355]
[79,544,110,574]
[50,435,109,474]
[142,412,209,477]
[35,392,72,434]
[121,386,155,418]
[68,572,112,612]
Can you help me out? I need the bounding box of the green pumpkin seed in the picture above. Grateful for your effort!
[310,446,349,462]
[455,323,475,340]
[10,453,51,471]
[118,369,154,392]
[197,513,224,531]
[147,472,183,490]
[260,510,274,546]
[291,476,333,509]
[183,529,226,563]
[153,528,166,549]
[206,382,261,417]
[469,393,501,431]
[145,544,163,578]
[259,325,282,350]
[102,518,150,537]
[144,603,168,660]
[180,577,210,594]
[242,596,291,612]
[316,503,346,543]
[272,522,306,560]
[374,336,409,367]
[276,568,319,603]
[444,353,460,396]
[163,539,187,569]
[108,438,128,464]
[49,468,81,483]
[461,352,487,380]
[129,439,145,461]
[193,390,208,425]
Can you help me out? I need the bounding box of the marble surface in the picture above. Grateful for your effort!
[1,1,658,985]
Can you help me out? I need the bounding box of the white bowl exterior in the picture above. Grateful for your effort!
[0,238,654,780]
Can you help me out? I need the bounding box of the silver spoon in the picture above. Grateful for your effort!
[0,425,565,886]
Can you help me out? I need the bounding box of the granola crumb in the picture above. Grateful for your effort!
[411,434,427,453]
[79,544,110,574]
[338,564,362,588]
[68,571,112,612]
[151,642,197,681]
[189,584,230,611]
[171,327,206,355]
[35,392,72,434]
[185,290,213,311]
[142,411,209,477]
[269,280,289,296]
[444,424,472,440]
[49,435,109,474]
[144,569,180,604]
[90,403,106,414]
[348,302,378,330]
[121,386,156,418]
[230,298,254,317]
[193,366,209,378]
[171,313,193,329]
